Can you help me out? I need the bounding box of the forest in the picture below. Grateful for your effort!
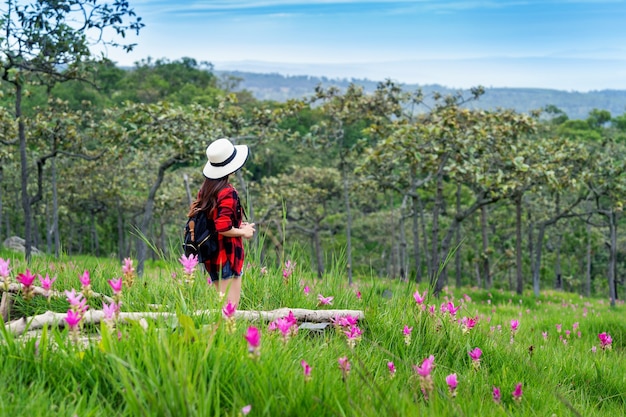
[1,5,626,305]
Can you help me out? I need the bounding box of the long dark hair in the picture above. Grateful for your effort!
[187,176,229,218]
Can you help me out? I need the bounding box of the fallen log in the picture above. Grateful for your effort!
[5,308,365,336]
[0,282,115,304]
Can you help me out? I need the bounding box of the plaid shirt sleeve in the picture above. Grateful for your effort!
[206,185,244,276]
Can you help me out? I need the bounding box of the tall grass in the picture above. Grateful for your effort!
[0,247,623,416]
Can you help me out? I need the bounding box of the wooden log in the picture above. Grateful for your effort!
[5,307,364,336]
[0,282,114,304]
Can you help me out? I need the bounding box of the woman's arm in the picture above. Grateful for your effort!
[220,222,256,239]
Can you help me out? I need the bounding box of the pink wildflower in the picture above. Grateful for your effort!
[317,294,334,306]
[38,274,56,294]
[179,253,199,276]
[108,277,123,294]
[556,323,562,333]
[355,290,362,300]
[512,383,523,402]
[387,361,396,377]
[222,300,236,318]
[403,325,413,345]
[598,332,613,350]
[245,326,261,356]
[338,356,351,378]
[468,347,482,361]
[102,302,118,322]
[414,355,435,378]
[446,373,458,396]
[0,258,10,278]
[542,331,548,340]
[413,289,426,305]
[301,360,312,381]
[460,316,478,333]
[303,285,310,295]
[492,386,501,403]
[241,405,252,415]
[344,325,362,348]
[79,270,91,287]
[16,269,36,287]
[446,301,460,316]
[510,319,519,332]
[65,309,82,331]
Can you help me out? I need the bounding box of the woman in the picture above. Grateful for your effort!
[188,137,255,307]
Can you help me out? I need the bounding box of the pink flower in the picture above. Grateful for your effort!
[355,290,362,300]
[413,289,426,305]
[303,285,310,295]
[245,326,261,355]
[241,405,252,415]
[512,383,523,402]
[333,314,358,327]
[556,323,562,333]
[38,274,56,292]
[403,325,413,336]
[79,270,91,287]
[122,258,134,276]
[338,356,351,376]
[65,309,82,331]
[460,316,477,333]
[108,277,123,294]
[446,373,458,395]
[414,355,435,377]
[510,319,519,332]
[542,331,548,340]
[0,258,10,278]
[301,360,312,381]
[16,269,36,287]
[387,361,396,377]
[260,266,268,275]
[446,301,460,316]
[102,302,118,321]
[179,253,199,275]
[344,325,362,347]
[468,347,482,361]
[492,386,501,403]
[317,294,334,306]
[598,332,613,350]
[282,260,295,280]
[65,289,84,306]
[222,300,236,318]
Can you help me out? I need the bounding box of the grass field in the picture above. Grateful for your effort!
[0,250,624,416]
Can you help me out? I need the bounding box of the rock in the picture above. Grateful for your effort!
[2,236,43,255]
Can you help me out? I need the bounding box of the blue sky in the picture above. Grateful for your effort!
[99,0,626,92]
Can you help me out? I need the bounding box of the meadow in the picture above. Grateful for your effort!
[0,247,624,417]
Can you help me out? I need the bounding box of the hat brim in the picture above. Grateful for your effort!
[202,145,249,179]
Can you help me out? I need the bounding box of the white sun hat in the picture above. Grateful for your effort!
[202,138,249,179]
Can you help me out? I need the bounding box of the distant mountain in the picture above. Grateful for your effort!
[217,70,626,120]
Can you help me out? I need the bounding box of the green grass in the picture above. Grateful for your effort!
[0,250,624,416]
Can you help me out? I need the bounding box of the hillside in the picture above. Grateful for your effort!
[218,70,626,120]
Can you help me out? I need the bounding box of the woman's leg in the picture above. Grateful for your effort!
[212,276,242,307]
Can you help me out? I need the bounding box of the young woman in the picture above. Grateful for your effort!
[187,138,255,306]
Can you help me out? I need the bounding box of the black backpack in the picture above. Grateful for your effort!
[183,210,217,263]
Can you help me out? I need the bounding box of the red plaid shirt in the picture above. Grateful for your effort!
[203,184,244,276]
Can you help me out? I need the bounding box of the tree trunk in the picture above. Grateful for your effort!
[117,197,125,261]
[532,223,547,297]
[430,172,443,290]
[17,82,33,262]
[137,157,177,276]
[411,190,422,283]
[418,194,430,280]
[400,195,408,281]
[455,184,462,287]
[585,221,592,297]
[554,233,563,290]
[341,165,353,285]
[52,158,60,257]
[480,205,490,289]
[607,211,617,307]
[313,224,324,278]
[0,165,4,241]
[514,193,524,295]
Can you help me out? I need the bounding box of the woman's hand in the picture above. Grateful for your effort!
[240,222,256,239]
